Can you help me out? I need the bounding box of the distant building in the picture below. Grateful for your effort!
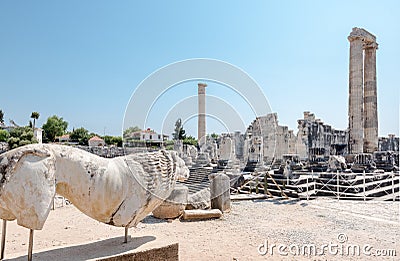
[130,128,168,142]
[124,128,169,148]
[88,136,105,148]
[34,128,43,144]
[55,134,70,143]
[0,125,15,133]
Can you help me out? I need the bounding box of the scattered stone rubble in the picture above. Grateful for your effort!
[0,142,8,154]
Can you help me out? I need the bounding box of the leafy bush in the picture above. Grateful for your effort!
[183,136,197,146]
[104,136,123,147]
[7,137,20,149]
[0,130,9,142]
[7,126,37,149]
[70,127,90,145]
[165,144,174,150]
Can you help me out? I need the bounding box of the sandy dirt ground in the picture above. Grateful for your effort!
[4,198,400,260]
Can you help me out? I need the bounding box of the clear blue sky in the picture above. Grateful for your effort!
[0,1,399,137]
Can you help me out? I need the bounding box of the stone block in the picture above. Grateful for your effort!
[209,173,231,212]
[182,209,222,221]
[186,188,210,210]
[153,185,188,219]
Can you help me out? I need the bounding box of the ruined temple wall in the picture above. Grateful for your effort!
[295,112,349,159]
[218,135,235,161]
[249,114,277,162]
[296,118,310,160]
[248,113,294,163]
[274,125,290,160]
[245,136,263,162]
[233,131,245,161]
[288,130,297,154]
[378,135,399,152]
[309,122,332,156]
[246,111,351,163]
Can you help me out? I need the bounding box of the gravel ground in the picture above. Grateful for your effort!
[5,198,400,260]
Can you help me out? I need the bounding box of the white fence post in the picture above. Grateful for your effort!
[287,174,289,187]
[392,171,395,202]
[363,170,366,201]
[337,170,340,200]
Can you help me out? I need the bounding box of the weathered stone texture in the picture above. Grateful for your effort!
[182,209,222,220]
[152,185,188,219]
[0,144,190,230]
[218,136,235,161]
[209,173,231,212]
[363,42,379,153]
[186,188,211,210]
[348,27,379,154]
[348,31,364,154]
[378,134,399,152]
[248,113,291,163]
[296,112,348,160]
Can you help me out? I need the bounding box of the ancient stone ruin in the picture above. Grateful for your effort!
[348,27,379,154]
[174,27,398,206]
[0,144,189,260]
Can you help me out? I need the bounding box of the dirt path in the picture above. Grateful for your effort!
[5,198,400,260]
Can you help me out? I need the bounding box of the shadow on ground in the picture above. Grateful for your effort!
[142,215,170,224]
[248,198,300,205]
[8,235,156,261]
[271,198,300,205]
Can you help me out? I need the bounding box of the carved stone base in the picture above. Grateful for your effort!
[96,243,178,261]
[9,237,178,261]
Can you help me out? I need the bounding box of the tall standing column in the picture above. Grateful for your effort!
[198,83,207,146]
[348,33,364,154]
[363,42,378,153]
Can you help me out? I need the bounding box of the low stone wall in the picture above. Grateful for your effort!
[75,146,157,158]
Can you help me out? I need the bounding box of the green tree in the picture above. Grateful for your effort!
[42,115,68,142]
[104,136,123,147]
[183,135,197,146]
[173,118,186,140]
[30,111,40,130]
[7,126,37,149]
[123,126,141,138]
[210,133,219,140]
[7,137,20,149]
[0,130,9,142]
[113,136,123,147]
[0,109,4,124]
[104,135,113,145]
[70,127,90,145]
[89,132,98,138]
